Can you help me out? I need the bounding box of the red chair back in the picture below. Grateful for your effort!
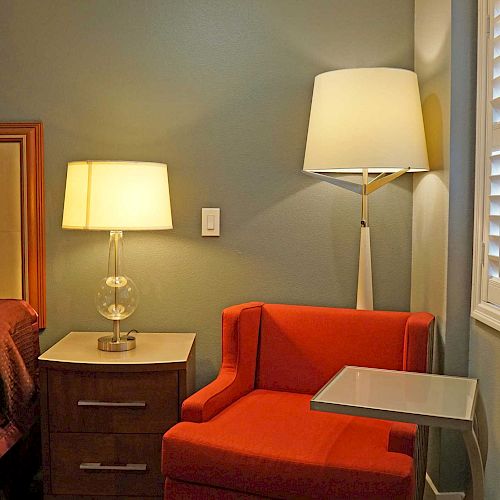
[255,304,428,394]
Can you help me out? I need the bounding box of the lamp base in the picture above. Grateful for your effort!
[97,335,136,352]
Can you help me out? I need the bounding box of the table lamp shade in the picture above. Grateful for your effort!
[62,161,173,230]
[303,68,429,173]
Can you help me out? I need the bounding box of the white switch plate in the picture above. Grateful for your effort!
[202,208,220,236]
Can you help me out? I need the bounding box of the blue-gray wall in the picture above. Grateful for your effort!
[469,322,500,499]
[0,0,416,387]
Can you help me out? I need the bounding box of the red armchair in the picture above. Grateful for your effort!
[162,303,434,499]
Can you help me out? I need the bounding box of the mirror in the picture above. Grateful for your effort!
[0,123,45,328]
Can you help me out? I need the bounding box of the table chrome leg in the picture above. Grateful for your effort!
[462,427,485,500]
[474,390,488,469]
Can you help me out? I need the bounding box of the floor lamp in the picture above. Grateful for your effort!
[303,68,429,310]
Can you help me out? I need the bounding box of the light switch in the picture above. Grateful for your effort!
[202,208,220,236]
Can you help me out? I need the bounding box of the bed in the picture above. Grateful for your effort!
[0,299,40,497]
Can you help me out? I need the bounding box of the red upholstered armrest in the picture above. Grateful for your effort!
[388,422,417,457]
[387,312,434,456]
[181,302,263,423]
[403,312,434,373]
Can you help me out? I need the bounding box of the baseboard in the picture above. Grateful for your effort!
[425,474,465,500]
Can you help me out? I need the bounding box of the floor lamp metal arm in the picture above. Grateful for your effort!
[366,168,409,194]
[303,170,363,194]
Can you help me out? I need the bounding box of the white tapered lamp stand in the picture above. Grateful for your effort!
[357,226,373,310]
[357,170,373,310]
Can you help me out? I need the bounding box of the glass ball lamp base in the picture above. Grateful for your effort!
[97,335,136,352]
[95,231,139,352]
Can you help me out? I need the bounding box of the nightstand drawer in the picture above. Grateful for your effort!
[48,369,178,433]
[50,432,163,497]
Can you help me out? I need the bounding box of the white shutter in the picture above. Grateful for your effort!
[486,0,500,304]
[471,0,500,329]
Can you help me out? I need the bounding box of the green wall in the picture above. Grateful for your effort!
[0,0,415,387]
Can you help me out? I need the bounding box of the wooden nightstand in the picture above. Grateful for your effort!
[39,332,196,499]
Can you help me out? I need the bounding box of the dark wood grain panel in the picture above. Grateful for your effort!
[48,370,178,433]
[50,433,163,497]
[40,360,187,372]
[44,495,161,499]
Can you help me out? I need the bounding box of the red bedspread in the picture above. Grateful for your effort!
[0,300,39,457]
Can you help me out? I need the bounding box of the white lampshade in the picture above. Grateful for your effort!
[62,161,173,230]
[303,68,429,173]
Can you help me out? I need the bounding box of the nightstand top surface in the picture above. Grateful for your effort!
[39,331,196,365]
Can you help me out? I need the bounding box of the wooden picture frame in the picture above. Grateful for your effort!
[0,122,46,328]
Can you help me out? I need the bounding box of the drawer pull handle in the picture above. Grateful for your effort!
[80,462,147,472]
[77,400,146,408]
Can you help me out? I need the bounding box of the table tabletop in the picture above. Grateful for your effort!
[311,366,478,431]
[39,331,196,365]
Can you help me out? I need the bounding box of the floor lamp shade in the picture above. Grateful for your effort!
[62,161,173,230]
[303,68,429,174]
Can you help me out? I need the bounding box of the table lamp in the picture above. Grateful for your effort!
[62,161,173,351]
[303,68,429,310]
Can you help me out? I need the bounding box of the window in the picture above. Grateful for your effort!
[472,0,500,329]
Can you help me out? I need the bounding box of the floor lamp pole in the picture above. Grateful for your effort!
[357,169,373,310]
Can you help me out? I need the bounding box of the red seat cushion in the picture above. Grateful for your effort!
[163,390,414,500]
